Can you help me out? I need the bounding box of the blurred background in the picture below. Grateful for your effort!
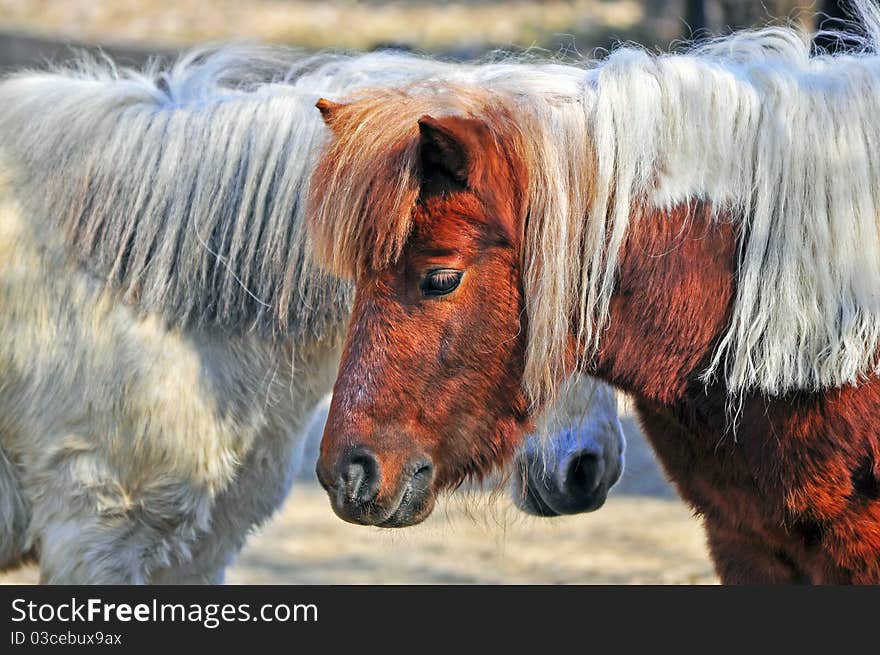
[0,1,853,585]
[0,1,854,71]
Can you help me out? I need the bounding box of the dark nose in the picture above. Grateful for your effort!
[515,449,611,517]
[320,446,381,507]
[318,446,436,526]
[561,452,604,506]
[339,447,381,507]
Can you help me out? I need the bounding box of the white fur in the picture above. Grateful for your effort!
[0,49,380,583]
[0,46,620,582]
[528,1,880,399]
[584,9,880,397]
[0,177,344,582]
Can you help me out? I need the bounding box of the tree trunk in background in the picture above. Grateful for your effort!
[813,0,861,52]
[661,1,858,52]
[819,0,852,22]
[715,1,805,31]
[684,0,708,36]
[717,0,764,30]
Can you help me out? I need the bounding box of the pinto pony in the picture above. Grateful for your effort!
[310,2,880,582]
[0,48,623,583]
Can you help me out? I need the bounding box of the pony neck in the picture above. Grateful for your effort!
[590,201,738,406]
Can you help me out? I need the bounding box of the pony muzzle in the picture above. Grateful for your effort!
[514,444,621,517]
[316,446,436,527]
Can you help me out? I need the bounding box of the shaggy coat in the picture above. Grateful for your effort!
[308,2,880,581]
[0,49,352,581]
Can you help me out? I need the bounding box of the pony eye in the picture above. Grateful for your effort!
[421,269,463,297]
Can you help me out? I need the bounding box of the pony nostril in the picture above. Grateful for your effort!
[343,461,366,498]
[564,452,603,497]
[409,460,434,493]
[399,458,434,516]
[337,448,381,506]
[411,459,434,483]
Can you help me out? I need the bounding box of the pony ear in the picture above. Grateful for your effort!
[316,98,344,126]
[417,115,475,185]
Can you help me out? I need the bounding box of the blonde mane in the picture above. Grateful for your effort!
[310,1,880,403]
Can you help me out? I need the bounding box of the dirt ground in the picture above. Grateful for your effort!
[1,409,718,585]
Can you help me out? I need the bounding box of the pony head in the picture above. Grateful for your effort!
[309,8,880,528]
[309,90,544,526]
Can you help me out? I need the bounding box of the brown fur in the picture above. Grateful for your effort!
[597,203,880,583]
[308,87,516,278]
[315,110,532,526]
[311,100,880,582]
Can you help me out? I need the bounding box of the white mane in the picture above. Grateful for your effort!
[463,1,880,400]
[0,46,466,339]
[492,1,880,401]
[567,1,880,397]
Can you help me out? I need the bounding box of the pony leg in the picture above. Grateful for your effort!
[37,508,218,585]
[36,518,153,584]
[151,428,309,585]
[704,520,807,584]
[150,559,228,585]
[149,534,239,585]
[33,479,211,584]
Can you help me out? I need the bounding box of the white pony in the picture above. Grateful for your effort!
[0,48,623,583]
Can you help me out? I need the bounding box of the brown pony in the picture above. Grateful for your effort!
[307,15,880,583]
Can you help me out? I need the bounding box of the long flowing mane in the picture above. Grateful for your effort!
[0,46,468,339]
[309,1,880,402]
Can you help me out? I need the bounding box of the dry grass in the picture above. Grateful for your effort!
[227,488,715,585]
[1,408,717,585]
[0,0,649,52]
[0,488,714,585]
